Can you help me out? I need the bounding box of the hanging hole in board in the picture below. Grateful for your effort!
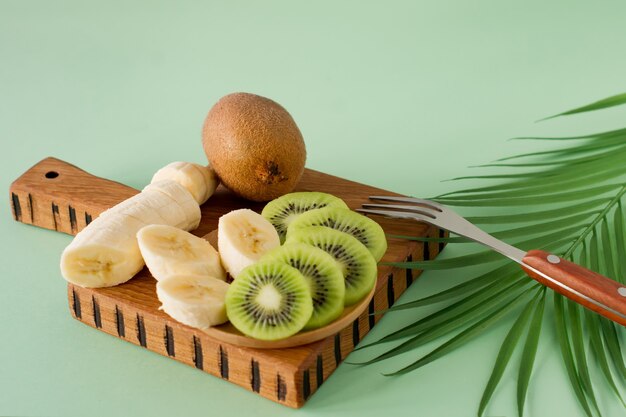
[45,171,59,179]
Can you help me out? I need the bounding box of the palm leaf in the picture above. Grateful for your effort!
[554,294,594,417]
[382,288,537,376]
[542,92,626,119]
[351,93,626,416]
[586,311,625,407]
[568,300,601,416]
[516,290,546,417]
[465,199,610,224]
[478,292,539,416]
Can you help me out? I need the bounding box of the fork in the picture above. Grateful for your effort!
[358,195,626,326]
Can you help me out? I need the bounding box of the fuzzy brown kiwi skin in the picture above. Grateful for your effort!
[202,93,307,202]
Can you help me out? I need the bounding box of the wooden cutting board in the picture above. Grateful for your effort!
[9,157,446,408]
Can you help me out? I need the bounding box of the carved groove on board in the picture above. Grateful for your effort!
[439,229,446,253]
[302,370,311,400]
[316,355,323,388]
[405,254,413,287]
[193,336,203,369]
[387,273,395,307]
[71,288,81,319]
[11,193,21,221]
[423,241,431,261]
[85,212,92,225]
[251,359,261,393]
[51,202,59,231]
[367,297,375,329]
[92,296,102,328]
[164,325,175,357]
[136,314,147,347]
[352,319,360,347]
[276,374,287,401]
[219,346,229,379]
[115,306,125,337]
[28,193,34,223]
[68,205,77,233]
[333,333,341,366]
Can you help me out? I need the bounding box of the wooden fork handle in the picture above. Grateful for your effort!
[521,249,626,326]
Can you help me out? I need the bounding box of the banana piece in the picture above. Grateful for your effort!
[144,180,201,230]
[218,209,280,278]
[157,274,230,329]
[61,181,202,288]
[61,217,146,288]
[151,161,219,205]
[137,224,226,282]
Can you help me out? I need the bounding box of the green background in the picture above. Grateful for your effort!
[2,1,626,416]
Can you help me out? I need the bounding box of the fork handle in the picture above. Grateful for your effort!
[521,250,626,326]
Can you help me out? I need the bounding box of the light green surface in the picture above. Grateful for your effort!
[2,1,626,416]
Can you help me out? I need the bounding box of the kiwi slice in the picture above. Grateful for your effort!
[286,207,387,261]
[225,261,312,340]
[286,226,377,305]
[261,192,349,242]
[263,243,345,329]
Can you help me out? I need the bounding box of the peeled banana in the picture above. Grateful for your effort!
[61,179,202,288]
[151,161,219,205]
[157,274,230,328]
[143,180,201,230]
[137,224,226,282]
[217,209,280,278]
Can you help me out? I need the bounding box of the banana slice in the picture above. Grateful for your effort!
[143,180,201,231]
[218,209,280,278]
[61,217,145,288]
[157,274,230,329]
[151,161,219,205]
[137,224,226,282]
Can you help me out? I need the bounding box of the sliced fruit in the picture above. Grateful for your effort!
[262,242,345,329]
[144,180,201,231]
[151,161,219,205]
[61,220,145,288]
[286,207,387,261]
[261,191,348,242]
[137,224,226,282]
[218,209,280,278]
[157,274,230,329]
[61,182,201,288]
[286,226,377,305]
[225,261,313,340]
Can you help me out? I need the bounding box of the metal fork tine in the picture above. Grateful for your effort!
[361,203,438,219]
[356,208,435,225]
[369,195,444,211]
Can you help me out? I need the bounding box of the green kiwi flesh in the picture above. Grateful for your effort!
[262,242,345,329]
[286,207,387,261]
[286,226,377,306]
[225,262,313,340]
[261,192,349,242]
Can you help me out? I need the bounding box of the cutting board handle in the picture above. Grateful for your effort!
[9,157,138,235]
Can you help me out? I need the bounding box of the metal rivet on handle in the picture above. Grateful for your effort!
[547,255,561,264]
[618,287,626,297]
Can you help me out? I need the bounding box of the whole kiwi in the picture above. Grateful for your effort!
[202,93,307,202]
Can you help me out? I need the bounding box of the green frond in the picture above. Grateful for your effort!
[567,300,601,416]
[354,93,626,417]
[517,290,546,417]
[465,199,610,224]
[554,294,594,417]
[382,288,537,376]
[435,183,622,206]
[511,126,626,141]
[542,92,626,120]
[478,292,540,416]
